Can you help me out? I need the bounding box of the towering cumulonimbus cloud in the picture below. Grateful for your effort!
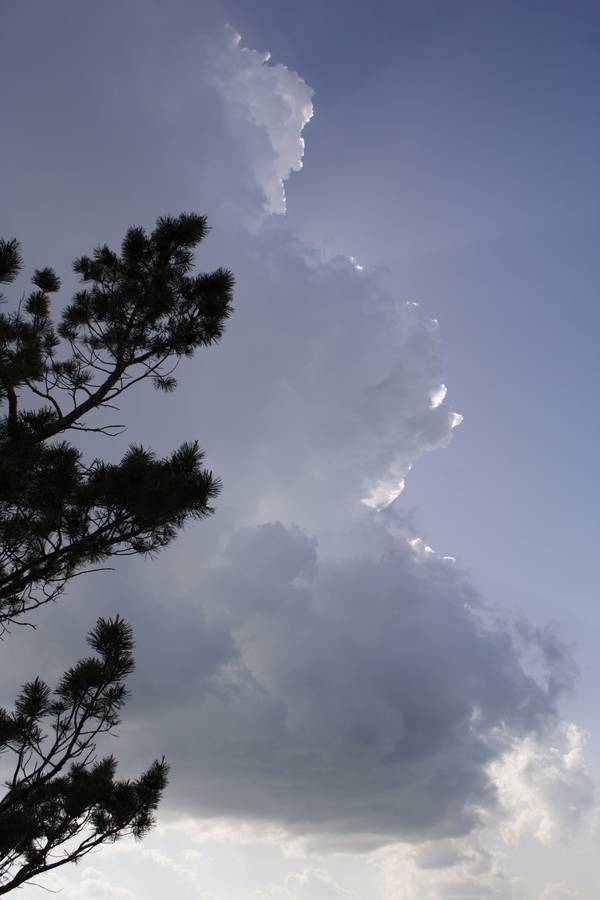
[121,28,591,855]
[1,21,593,898]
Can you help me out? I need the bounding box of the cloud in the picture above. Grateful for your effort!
[172,230,461,532]
[429,383,448,409]
[374,836,512,900]
[35,837,213,900]
[57,867,136,900]
[110,24,590,856]
[491,722,595,845]
[0,18,593,892]
[257,868,357,900]
[110,519,574,849]
[536,884,582,900]
[137,21,313,223]
[208,26,314,215]
[88,25,460,533]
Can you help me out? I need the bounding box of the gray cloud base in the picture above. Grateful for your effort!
[117,520,568,847]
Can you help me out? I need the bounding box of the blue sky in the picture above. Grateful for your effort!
[2,2,600,898]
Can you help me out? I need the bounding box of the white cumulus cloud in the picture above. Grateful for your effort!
[208,26,314,214]
[537,884,582,900]
[491,723,595,845]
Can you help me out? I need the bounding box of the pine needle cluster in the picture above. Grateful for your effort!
[0,215,233,892]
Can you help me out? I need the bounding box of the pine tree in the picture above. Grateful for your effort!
[0,213,234,627]
[0,214,234,891]
[0,617,168,894]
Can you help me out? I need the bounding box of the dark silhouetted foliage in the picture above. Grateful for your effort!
[0,616,168,894]
[0,214,234,626]
[0,215,233,891]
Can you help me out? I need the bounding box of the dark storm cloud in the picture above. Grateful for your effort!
[110,519,570,848]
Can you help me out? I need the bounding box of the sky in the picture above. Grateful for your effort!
[1,1,599,898]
